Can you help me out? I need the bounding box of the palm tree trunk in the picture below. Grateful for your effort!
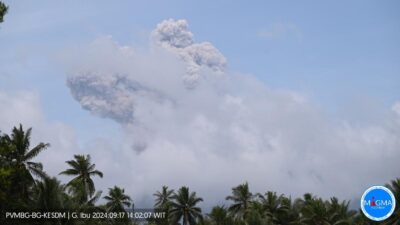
[183,212,188,225]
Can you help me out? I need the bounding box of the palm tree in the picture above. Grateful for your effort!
[103,186,132,225]
[256,191,287,223]
[6,124,50,201]
[33,177,69,225]
[34,177,66,210]
[170,186,203,225]
[278,196,302,225]
[153,186,174,225]
[59,154,103,203]
[226,182,253,220]
[244,209,269,225]
[208,206,231,225]
[104,186,132,212]
[299,193,330,225]
[154,185,174,209]
[10,124,50,179]
[354,209,378,225]
[384,178,400,225]
[327,197,356,224]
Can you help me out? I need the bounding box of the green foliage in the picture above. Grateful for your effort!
[0,166,12,202]
[383,179,400,225]
[0,133,13,203]
[154,185,174,209]
[0,125,49,206]
[207,206,232,225]
[0,124,399,225]
[170,186,203,225]
[103,186,132,225]
[0,1,7,23]
[33,177,66,210]
[59,154,103,203]
[226,182,253,220]
[104,186,132,212]
[10,124,50,180]
[152,186,174,225]
[0,125,50,224]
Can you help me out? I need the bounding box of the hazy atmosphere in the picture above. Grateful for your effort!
[0,0,399,211]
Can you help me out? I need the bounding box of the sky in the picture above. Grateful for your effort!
[0,0,399,210]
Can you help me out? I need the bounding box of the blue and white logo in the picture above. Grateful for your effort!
[361,186,396,221]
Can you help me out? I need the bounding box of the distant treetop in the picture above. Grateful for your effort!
[0,1,8,23]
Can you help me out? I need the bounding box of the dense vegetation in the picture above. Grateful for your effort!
[0,124,398,225]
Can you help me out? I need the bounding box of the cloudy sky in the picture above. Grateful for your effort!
[0,0,399,209]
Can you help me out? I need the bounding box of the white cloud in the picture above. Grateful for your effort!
[0,91,81,180]
[392,101,400,116]
[7,18,398,210]
[152,19,227,87]
[392,101,400,125]
[0,91,44,129]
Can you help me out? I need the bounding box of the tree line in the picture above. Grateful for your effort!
[0,124,399,225]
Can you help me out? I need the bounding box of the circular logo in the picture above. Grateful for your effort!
[361,186,396,221]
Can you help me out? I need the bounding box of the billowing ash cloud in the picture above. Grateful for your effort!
[63,19,400,209]
[66,19,227,123]
[153,19,194,48]
[67,72,165,123]
[152,19,227,87]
